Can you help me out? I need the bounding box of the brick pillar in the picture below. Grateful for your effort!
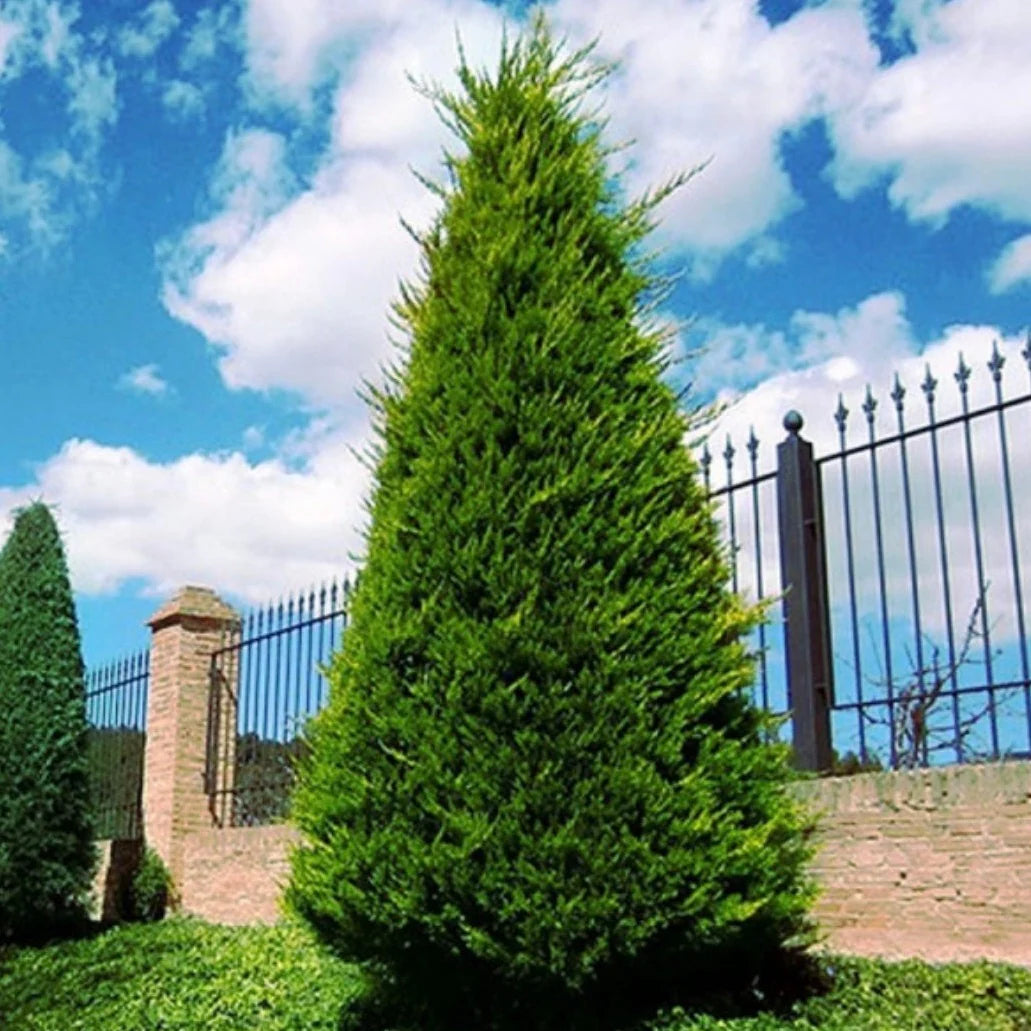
[143,586,239,900]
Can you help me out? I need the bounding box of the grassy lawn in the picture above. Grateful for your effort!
[1,917,1030,1030]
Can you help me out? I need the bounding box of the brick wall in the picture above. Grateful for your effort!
[165,761,1031,969]
[180,824,300,925]
[794,762,1031,966]
[111,583,1031,966]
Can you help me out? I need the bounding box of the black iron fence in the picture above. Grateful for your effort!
[205,579,351,827]
[704,336,1031,771]
[85,651,149,840]
[197,336,1031,828]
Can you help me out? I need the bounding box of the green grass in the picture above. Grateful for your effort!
[1,918,1029,1030]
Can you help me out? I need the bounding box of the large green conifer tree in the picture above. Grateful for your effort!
[0,502,96,942]
[289,13,813,1027]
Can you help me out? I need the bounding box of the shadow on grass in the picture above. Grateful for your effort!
[336,945,834,1031]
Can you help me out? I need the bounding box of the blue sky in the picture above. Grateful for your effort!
[0,0,1029,678]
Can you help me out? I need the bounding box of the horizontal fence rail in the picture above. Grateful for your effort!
[85,651,149,840]
[705,335,1031,772]
[205,579,352,827]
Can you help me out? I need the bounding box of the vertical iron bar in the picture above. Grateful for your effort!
[862,386,897,768]
[284,594,296,745]
[724,436,739,595]
[891,374,927,765]
[746,428,769,715]
[835,396,866,761]
[922,366,962,762]
[955,353,998,755]
[205,650,221,825]
[988,342,1031,750]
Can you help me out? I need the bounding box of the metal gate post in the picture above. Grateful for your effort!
[776,411,834,771]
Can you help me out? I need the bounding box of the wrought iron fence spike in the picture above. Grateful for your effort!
[834,394,848,432]
[890,372,905,410]
[921,362,937,401]
[723,433,735,464]
[862,383,877,421]
[955,350,971,393]
[746,426,759,458]
[988,339,1005,382]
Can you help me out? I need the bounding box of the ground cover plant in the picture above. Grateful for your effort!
[288,11,814,1030]
[1,919,1030,1031]
[0,502,96,943]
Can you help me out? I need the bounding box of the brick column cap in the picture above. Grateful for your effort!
[147,585,239,632]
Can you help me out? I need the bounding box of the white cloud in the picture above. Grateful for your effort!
[0,433,369,602]
[162,155,435,408]
[745,235,786,269]
[180,3,240,72]
[0,140,59,245]
[0,0,119,250]
[987,234,1031,294]
[118,363,171,396]
[66,55,118,139]
[687,291,912,403]
[550,0,878,274]
[0,17,21,72]
[242,0,383,105]
[117,0,179,60]
[161,3,508,409]
[162,77,205,120]
[40,0,73,69]
[827,0,1031,225]
[242,424,265,450]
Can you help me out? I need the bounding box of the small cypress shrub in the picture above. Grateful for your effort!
[288,12,815,1028]
[130,846,172,923]
[0,502,97,943]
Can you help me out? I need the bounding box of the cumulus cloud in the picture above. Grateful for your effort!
[0,433,369,602]
[161,2,508,409]
[686,291,912,406]
[117,0,179,60]
[118,363,171,396]
[827,0,1031,225]
[987,234,1031,294]
[550,0,878,273]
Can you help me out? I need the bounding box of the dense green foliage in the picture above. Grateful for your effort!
[0,502,96,942]
[0,918,362,1030]
[1,919,1029,1031]
[287,13,813,1029]
[130,846,172,922]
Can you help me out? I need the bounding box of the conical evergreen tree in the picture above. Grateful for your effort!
[288,13,814,1028]
[0,502,96,942]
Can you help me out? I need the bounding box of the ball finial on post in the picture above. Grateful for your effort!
[783,410,804,435]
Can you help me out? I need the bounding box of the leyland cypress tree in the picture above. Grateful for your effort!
[288,13,814,1028]
[0,502,96,942]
